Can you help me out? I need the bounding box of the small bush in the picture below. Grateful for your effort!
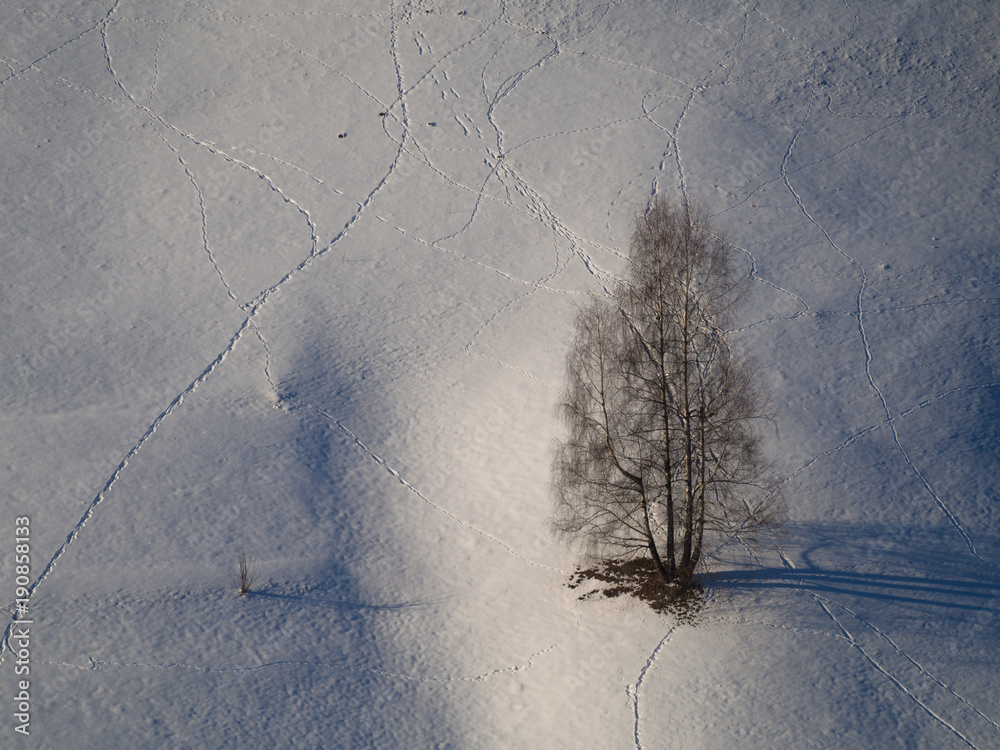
[233,548,259,597]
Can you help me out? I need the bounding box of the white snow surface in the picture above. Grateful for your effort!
[2,1,999,748]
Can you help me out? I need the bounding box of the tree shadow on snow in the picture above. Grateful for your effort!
[248,587,452,613]
[714,566,1000,612]
[711,521,1000,614]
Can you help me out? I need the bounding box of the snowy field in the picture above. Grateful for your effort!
[2,1,999,747]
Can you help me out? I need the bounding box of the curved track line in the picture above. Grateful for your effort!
[776,553,994,749]
[811,591,980,749]
[823,593,1000,738]
[628,627,675,750]
[1,315,254,663]
[777,87,989,565]
[99,8,319,304]
[0,2,116,87]
[2,1,415,665]
[777,380,1000,491]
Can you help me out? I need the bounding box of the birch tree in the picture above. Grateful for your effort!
[551,196,783,588]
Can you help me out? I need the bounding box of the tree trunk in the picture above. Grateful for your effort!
[680,326,695,575]
[640,489,672,586]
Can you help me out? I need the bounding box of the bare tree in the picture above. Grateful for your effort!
[551,196,783,589]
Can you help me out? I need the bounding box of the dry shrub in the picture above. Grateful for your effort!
[234,548,259,597]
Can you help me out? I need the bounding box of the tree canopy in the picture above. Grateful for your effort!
[551,196,784,589]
